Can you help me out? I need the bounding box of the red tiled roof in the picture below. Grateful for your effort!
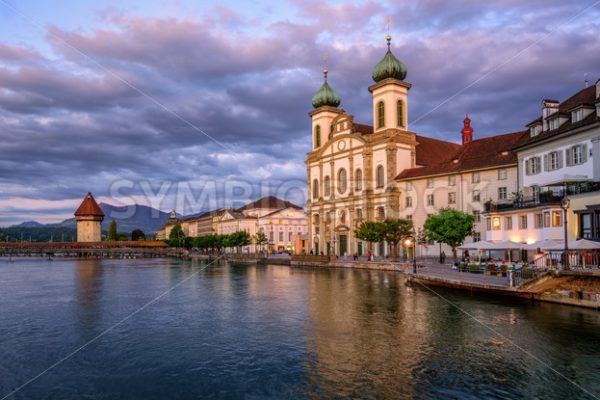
[74,192,104,217]
[236,196,303,211]
[515,86,599,149]
[414,135,461,166]
[396,131,527,180]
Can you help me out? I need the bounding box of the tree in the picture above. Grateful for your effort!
[108,220,118,241]
[253,231,268,253]
[423,208,475,261]
[168,224,186,247]
[382,218,414,260]
[230,231,251,252]
[354,221,385,253]
[131,229,146,241]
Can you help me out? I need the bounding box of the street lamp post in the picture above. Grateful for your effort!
[404,229,417,274]
[561,194,570,270]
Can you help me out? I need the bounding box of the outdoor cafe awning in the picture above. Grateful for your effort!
[522,239,563,251]
[459,240,522,251]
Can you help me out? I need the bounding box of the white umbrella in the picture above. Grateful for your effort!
[458,241,496,250]
[487,240,523,250]
[522,239,563,251]
[546,239,600,251]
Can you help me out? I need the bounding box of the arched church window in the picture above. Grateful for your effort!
[397,100,405,128]
[313,214,320,225]
[377,206,385,220]
[312,179,319,199]
[324,176,331,196]
[315,125,321,148]
[376,165,385,188]
[338,169,347,194]
[355,169,363,191]
[377,101,385,128]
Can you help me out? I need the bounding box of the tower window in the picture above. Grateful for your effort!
[376,165,385,188]
[312,179,319,199]
[397,100,404,128]
[377,101,385,128]
[315,125,321,148]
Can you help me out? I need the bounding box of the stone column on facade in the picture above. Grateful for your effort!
[329,160,336,200]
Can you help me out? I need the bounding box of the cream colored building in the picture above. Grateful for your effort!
[74,192,104,242]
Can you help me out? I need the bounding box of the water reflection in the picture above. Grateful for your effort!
[74,259,103,332]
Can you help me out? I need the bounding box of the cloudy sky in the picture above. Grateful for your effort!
[0,0,599,225]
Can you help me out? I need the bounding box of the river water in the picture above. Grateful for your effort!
[1,258,599,399]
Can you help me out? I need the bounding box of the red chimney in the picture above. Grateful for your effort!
[461,115,473,145]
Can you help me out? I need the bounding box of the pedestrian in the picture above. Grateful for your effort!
[367,251,372,261]
[309,249,314,255]
[353,253,358,261]
[441,251,446,264]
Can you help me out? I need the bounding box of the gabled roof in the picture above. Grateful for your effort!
[236,196,303,211]
[396,131,527,180]
[260,207,305,219]
[515,85,599,149]
[74,192,104,217]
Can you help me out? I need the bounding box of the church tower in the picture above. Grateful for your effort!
[74,192,104,242]
[309,68,342,151]
[369,35,411,133]
[462,115,474,144]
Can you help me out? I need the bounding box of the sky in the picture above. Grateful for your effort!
[0,0,599,225]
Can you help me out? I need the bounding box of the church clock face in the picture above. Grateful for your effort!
[337,140,346,151]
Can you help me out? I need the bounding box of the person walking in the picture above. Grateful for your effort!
[441,251,446,264]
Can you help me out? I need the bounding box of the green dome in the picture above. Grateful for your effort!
[311,69,341,109]
[372,35,407,83]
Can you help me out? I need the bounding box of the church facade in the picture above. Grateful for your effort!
[305,35,459,257]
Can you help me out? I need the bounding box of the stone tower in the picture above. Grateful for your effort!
[75,192,105,242]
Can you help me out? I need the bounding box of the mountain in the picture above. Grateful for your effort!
[54,203,175,234]
[13,221,45,228]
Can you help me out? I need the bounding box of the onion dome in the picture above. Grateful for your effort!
[372,35,407,83]
[311,68,341,109]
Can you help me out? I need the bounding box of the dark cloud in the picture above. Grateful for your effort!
[1,0,599,224]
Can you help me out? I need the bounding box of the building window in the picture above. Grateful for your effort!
[519,215,528,230]
[339,210,346,225]
[337,169,347,194]
[532,185,540,200]
[473,210,481,223]
[534,213,543,228]
[548,118,559,130]
[355,169,363,191]
[473,232,481,242]
[526,157,542,175]
[289,232,293,241]
[498,187,507,200]
[279,232,284,242]
[546,151,561,171]
[448,192,456,204]
[472,172,480,183]
[315,125,321,148]
[356,208,363,221]
[377,101,385,128]
[324,176,331,196]
[406,196,413,208]
[376,165,385,188]
[552,211,562,227]
[572,108,584,123]
[543,212,551,228]
[312,179,319,199]
[405,181,412,191]
[486,218,491,231]
[313,214,320,225]
[448,175,456,186]
[504,216,513,230]
[406,214,412,221]
[397,100,404,128]
[269,231,274,241]
[492,217,501,231]
[567,144,586,166]
[581,213,592,238]
[377,206,385,220]
[472,190,481,202]
[498,169,507,180]
[426,178,434,188]
[427,194,434,206]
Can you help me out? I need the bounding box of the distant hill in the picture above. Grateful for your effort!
[52,203,176,234]
[13,221,45,228]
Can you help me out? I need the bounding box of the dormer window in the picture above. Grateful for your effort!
[548,118,559,131]
[572,108,584,123]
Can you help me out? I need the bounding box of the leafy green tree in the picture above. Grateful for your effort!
[131,229,146,241]
[354,221,385,253]
[168,223,186,247]
[231,231,251,252]
[382,218,414,260]
[116,232,129,241]
[253,231,268,253]
[424,208,475,261]
[107,220,118,241]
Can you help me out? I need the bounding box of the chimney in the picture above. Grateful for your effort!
[461,115,473,145]
[542,99,559,131]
